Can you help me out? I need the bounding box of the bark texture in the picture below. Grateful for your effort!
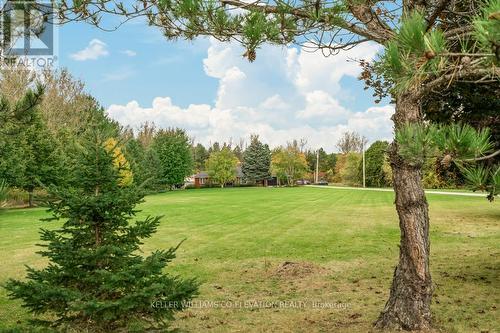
[375,90,433,330]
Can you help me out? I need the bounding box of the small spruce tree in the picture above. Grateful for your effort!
[5,127,198,332]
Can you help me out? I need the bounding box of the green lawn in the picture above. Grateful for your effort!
[0,187,498,332]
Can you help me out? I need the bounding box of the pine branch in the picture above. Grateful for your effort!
[425,0,451,32]
[221,0,388,41]
[462,148,500,162]
[420,67,500,97]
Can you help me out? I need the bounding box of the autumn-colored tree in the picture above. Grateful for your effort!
[104,138,134,187]
[341,152,362,186]
[272,143,309,186]
[206,147,239,187]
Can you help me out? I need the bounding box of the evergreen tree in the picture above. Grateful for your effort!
[22,111,65,207]
[0,86,65,206]
[232,143,244,162]
[124,137,148,185]
[241,135,271,183]
[0,89,40,188]
[305,148,337,178]
[323,152,337,175]
[207,141,220,155]
[4,127,198,331]
[192,143,209,172]
[152,128,193,189]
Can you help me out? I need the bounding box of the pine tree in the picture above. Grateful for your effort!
[124,137,148,185]
[191,143,209,172]
[4,127,198,332]
[0,86,65,207]
[242,135,271,184]
[22,111,65,207]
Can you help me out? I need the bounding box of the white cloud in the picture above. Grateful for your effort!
[287,42,381,96]
[260,95,289,110]
[107,38,394,151]
[347,105,395,141]
[215,66,247,110]
[107,98,216,130]
[122,50,137,57]
[203,43,235,78]
[108,98,394,151]
[296,90,350,122]
[70,39,109,61]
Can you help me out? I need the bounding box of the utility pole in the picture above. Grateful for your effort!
[315,150,319,183]
[362,140,366,188]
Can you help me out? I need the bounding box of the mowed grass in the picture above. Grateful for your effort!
[0,187,498,332]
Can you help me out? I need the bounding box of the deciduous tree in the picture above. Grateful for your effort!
[363,141,390,187]
[271,143,308,186]
[340,152,362,186]
[336,131,366,154]
[152,128,193,189]
[206,147,239,187]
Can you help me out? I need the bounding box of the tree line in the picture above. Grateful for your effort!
[0,64,478,209]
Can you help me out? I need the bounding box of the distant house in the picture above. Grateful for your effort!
[190,165,280,188]
[193,171,209,187]
[192,166,245,188]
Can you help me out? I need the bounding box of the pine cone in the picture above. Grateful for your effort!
[243,49,256,62]
[440,154,453,168]
[424,51,436,60]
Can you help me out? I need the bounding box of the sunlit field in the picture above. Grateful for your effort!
[0,187,498,332]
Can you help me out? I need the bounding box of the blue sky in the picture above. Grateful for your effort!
[59,20,217,107]
[57,18,394,151]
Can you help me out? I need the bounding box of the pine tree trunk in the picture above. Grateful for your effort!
[375,89,432,330]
